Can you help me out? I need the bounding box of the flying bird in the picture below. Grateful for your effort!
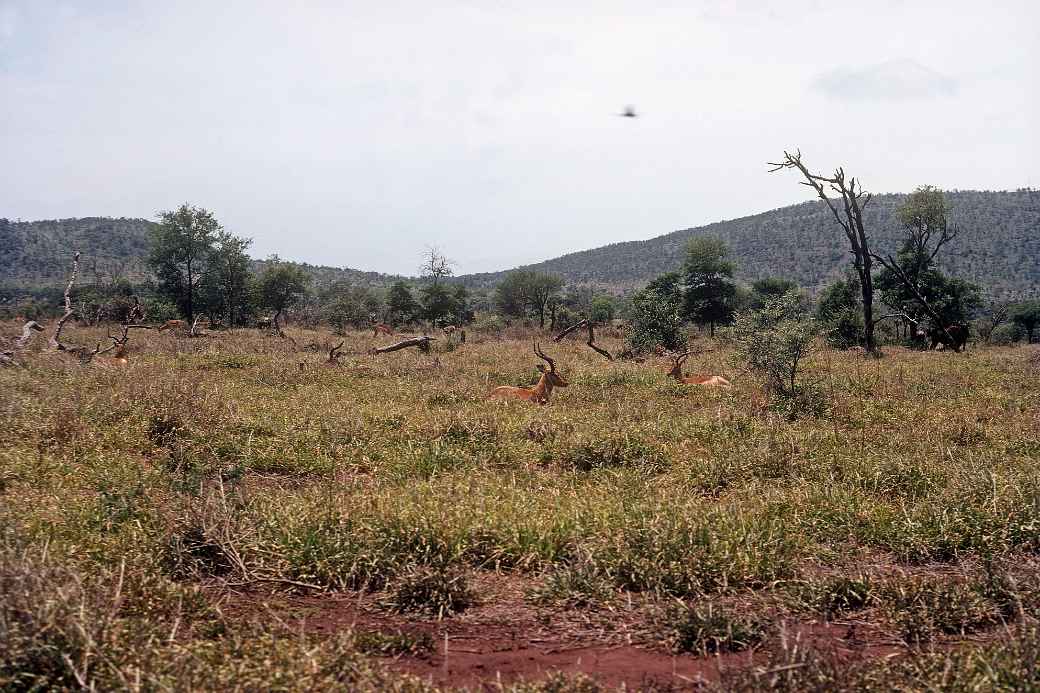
[618,105,638,118]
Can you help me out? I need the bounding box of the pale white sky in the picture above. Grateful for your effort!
[1,1,1037,275]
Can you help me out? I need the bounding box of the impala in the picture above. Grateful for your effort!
[488,343,568,404]
[157,319,185,332]
[373,323,393,337]
[667,352,731,388]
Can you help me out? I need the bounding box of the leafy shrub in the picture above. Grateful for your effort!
[729,290,822,416]
[626,272,687,354]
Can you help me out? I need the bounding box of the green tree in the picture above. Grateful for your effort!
[202,231,255,326]
[148,204,222,320]
[682,236,736,336]
[494,271,564,328]
[628,272,686,353]
[321,283,380,333]
[450,285,474,325]
[420,282,456,324]
[816,273,863,349]
[873,186,978,349]
[1011,300,1040,343]
[386,281,419,325]
[750,277,799,309]
[590,295,616,323]
[258,256,310,330]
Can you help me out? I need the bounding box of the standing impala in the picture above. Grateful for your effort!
[488,343,569,404]
[668,352,732,388]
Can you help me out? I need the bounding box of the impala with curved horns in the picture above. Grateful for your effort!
[488,343,569,404]
[668,352,731,388]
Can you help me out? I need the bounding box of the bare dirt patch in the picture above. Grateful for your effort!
[217,572,911,690]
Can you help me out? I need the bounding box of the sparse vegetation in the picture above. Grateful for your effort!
[2,320,1039,689]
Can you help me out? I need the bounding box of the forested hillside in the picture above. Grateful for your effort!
[0,217,155,290]
[3,190,1038,298]
[461,190,1040,296]
[0,217,400,296]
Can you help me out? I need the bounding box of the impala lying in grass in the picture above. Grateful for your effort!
[667,351,732,388]
[488,342,568,404]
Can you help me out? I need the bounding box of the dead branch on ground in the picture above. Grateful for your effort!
[369,336,436,354]
[553,319,589,342]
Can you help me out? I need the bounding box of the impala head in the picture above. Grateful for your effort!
[534,342,568,387]
[667,352,689,379]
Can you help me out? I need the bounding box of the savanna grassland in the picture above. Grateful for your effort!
[3,323,1040,691]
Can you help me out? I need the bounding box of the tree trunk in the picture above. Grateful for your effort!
[186,263,194,322]
[860,266,875,353]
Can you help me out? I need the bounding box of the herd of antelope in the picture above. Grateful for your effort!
[5,313,732,403]
[486,341,730,405]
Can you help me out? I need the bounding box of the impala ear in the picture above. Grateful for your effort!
[536,364,546,373]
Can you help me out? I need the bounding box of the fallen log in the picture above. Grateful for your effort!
[369,336,435,354]
[14,321,44,349]
[553,319,589,342]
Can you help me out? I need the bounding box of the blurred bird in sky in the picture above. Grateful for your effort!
[618,105,638,118]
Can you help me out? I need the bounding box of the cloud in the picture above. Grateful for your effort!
[0,6,17,43]
[812,59,957,101]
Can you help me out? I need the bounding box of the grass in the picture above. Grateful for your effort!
[2,322,1040,689]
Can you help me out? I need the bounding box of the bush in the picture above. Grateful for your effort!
[471,313,505,334]
[626,272,687,354]
[990,322,1025,346]
[729,290,821,414]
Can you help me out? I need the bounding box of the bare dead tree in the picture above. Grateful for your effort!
[769,151,878,354]
[369,336,436,354]
[50,252,81,351]
[585,321,613,361]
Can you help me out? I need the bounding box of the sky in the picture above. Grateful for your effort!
[1,1,1037,276]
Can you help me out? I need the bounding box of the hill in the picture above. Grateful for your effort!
[458,190,1040,297]
[0,217,401,295]
[3,190,1038,298]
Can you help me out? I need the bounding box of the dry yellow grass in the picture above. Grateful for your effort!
[2,320,1039,690]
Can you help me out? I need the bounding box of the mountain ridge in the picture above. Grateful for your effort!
[3,189,1038,297]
